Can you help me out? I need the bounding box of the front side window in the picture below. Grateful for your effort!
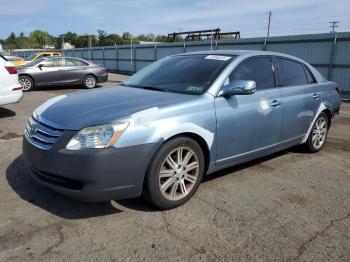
[23,58,46,67]
[227,56,275,90]
[65,58,89,67]
[277,58,307,86]
[42,58,63,67]
[124,54,236,95]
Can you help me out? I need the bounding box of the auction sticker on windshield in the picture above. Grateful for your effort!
[205,55,231,61]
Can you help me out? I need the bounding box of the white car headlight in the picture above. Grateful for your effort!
[66,122,129,150]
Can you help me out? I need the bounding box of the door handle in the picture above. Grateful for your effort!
[270,100,281,107]
[312,93,320,100]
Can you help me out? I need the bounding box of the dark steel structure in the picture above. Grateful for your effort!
[167,28,240,42]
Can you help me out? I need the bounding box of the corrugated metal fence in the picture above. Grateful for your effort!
[14,32,350,94]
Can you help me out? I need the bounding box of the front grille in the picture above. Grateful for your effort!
[24,116,64,150]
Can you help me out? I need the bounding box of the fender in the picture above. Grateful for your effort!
[301,102,327,144]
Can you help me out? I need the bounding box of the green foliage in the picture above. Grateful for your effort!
[1,30,171,50]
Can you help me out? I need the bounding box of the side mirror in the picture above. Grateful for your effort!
[219,80,256,97]
[38,64,44,70]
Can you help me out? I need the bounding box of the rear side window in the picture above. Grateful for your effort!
[229,56,275,90]
[65,58,89,67]
[304,66,316,84]
[277,58,307,86]
[42,58,63,67]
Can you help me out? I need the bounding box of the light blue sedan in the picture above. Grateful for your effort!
[23,50,342,209]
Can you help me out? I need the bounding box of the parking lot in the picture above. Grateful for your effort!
[0,75,349,261]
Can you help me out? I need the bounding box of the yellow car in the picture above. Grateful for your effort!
[13,51,62,67]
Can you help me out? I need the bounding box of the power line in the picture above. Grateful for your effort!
[330,21,339,33]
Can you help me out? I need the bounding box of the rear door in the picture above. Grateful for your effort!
[273,56,321,142]
[34,58,64,85]
[62,58,90,84]
[215,56,283,164]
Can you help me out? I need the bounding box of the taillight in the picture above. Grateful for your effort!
[100,68,107,74]
[12,86,22,91]
[5,66,17,74]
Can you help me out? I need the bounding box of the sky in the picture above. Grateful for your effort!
[1,0,350,39]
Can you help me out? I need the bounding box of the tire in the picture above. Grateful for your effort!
[83,75,97,89]
[304,112,329,153]
[143,137,205,210]
[19,76,35,92]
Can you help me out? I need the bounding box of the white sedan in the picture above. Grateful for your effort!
[0,54,23,106]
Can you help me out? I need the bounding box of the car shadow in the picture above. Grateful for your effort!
[6,147,309,217]
[6,155,122,219]
[202,146,309,183]
[0,107,16,119]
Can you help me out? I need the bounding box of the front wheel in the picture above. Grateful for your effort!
[305,112,329,153]
[143,137,205,210]
[83,75,97,89]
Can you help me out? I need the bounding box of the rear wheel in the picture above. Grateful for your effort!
[83,75,97,89]
[305,112,329,152]
[143,137,205,210]
[19,76,34,91]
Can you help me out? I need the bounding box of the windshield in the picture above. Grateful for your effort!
[124,54,236,95]
[23,57,46,67]
[26,54,37,61]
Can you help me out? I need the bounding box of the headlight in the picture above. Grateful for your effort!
[66,122,129,150]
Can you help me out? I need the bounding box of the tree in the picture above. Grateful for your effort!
[29,30,54,48]
[5,32,18,49]
[54,32,78,49]
[122,32,133,44]
[75,35,97,48]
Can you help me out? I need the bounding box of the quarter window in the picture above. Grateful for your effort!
[228,57,275,90]
[304,66,316,84]
[277,58,307,86]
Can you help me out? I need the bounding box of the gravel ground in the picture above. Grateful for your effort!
[0,75,349,261]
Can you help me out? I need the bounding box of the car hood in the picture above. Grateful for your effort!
[34,86,195,130]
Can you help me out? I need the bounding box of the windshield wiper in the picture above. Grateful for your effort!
[123,83,166,92]
[141,86,166,92]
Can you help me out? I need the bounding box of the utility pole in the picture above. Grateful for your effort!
[177,27,184,32]
[263,11,272,50]
[266,11,272,38]
[130,35,133,68]
[330,21,339,33]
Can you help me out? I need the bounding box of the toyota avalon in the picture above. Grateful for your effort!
[22,50,342,209]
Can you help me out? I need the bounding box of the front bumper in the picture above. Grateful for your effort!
[22,132,160,202]
[0,91,23,106]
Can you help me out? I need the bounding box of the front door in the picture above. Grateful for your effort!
[215,56,283,165]
[35,58,64,85]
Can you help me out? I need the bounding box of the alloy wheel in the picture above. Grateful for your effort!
[19,78,32,91]
[312,116,328,149]
[85,76,96,88]
[159,146,200,201]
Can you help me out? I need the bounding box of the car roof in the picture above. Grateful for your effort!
[37,51,61,54]
[176,50,305,62]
